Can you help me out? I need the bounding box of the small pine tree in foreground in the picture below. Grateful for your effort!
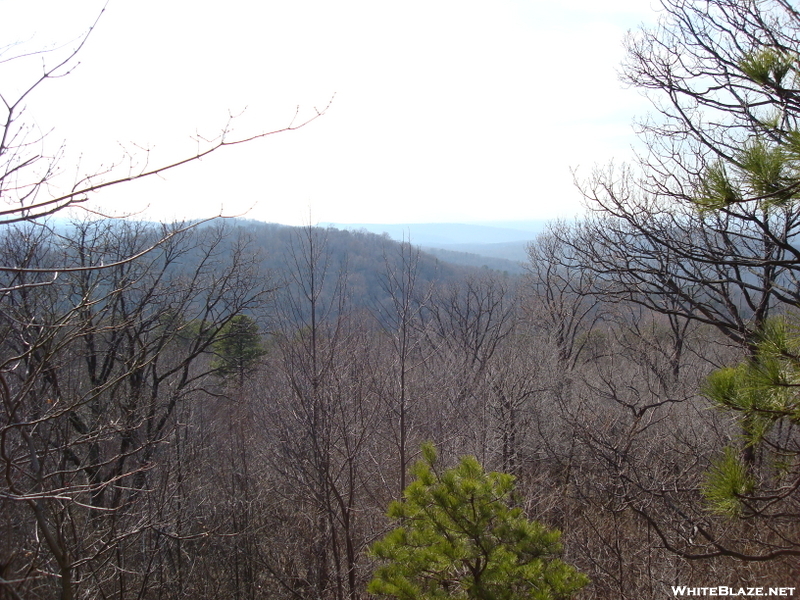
[368,444,589,600]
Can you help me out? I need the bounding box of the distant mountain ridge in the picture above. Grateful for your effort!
[323,221,547,267]
[323,221,546,245]
[225,219,528,292]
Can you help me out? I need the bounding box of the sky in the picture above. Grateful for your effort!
[1,0,660,226]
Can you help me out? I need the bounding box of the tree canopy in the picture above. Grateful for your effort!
[368,444,588,600]
[212,314,267,383]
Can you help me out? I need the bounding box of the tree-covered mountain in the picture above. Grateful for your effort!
[323,221,546,264]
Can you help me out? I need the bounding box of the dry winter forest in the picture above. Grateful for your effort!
[2,1,800,599]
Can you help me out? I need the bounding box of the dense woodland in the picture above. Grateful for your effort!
[4,0,800,599]
[0,215,796,599]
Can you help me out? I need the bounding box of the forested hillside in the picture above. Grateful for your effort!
[3,0,800,599]
[207,219,500,311]
[1,214,795,599]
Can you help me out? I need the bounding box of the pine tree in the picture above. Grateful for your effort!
[702,318,800,519]
[212,315,266,386]
[368,444,588,600]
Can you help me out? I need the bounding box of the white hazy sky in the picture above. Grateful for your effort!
[1,0,659,226]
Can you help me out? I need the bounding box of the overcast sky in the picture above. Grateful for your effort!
[2,0,659,226]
